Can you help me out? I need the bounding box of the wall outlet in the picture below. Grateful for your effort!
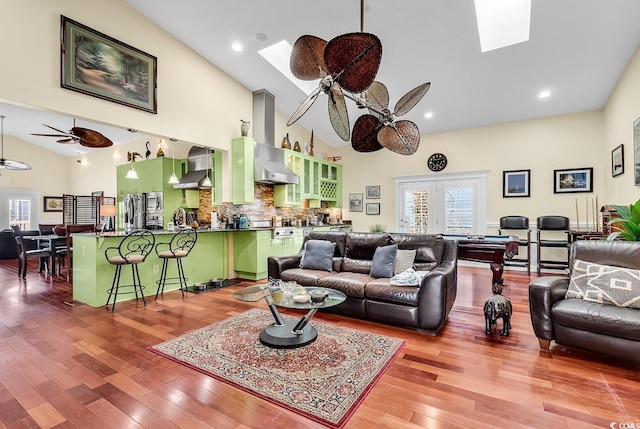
[153,265,159,274]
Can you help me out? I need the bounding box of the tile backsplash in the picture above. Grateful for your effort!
[196,184,342,225]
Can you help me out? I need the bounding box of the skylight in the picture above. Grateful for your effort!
[258,40,317,94]
[474,0,531,53]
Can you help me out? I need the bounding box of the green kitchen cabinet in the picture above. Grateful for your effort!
[274,151,303,207]
[233,230,274,280]
[318,160,342,207]
[232,137,255,204]
[302,156,321,200]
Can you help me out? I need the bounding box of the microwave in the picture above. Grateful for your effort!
[146,192,163,214]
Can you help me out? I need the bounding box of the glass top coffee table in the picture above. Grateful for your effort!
[233,283,346,348]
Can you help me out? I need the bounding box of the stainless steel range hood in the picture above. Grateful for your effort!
[252,89,299,185]
[254,142,300,185]
[173,146,212,189]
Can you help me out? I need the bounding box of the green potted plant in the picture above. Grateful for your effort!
[369,223,386,233]
[607,198,640,241]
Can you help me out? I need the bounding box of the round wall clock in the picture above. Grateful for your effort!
[427,153,447,171]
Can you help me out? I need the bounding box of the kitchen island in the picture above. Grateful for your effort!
[72,229,231,307]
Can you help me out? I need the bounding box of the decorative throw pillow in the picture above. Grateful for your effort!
[370,244,398,278]
[299,240,336,272]
[566,259,640,309]
[394,249,417,275]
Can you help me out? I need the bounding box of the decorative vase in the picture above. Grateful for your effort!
[293,140,301,152]
[309,129,315,156]
[240,120,250,137]
[156,142,164,157]
[281,133,291,149]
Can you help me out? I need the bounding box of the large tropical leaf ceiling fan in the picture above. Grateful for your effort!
[287,0,430,155]
[31,118,113,148]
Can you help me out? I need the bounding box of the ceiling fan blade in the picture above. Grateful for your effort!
[287,86,322,126]
[365,81,389,118]
[327,83,350,141]
[394,82,431,117]
[377,120,420,155]
[290,35,328,80]
[31,133,68,137]
[324,32,382,94]
[42,124,73,136]
[352,114,384,152]
[0,158,32,170]
[56,138,75,144]
[72,127,113,148]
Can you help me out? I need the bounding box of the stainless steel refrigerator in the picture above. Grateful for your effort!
[123,193,146,231]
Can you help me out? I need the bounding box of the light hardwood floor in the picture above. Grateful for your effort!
[0,258,638,429]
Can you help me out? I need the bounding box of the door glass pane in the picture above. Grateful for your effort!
[445,186,473,234]
[405,189,429,233]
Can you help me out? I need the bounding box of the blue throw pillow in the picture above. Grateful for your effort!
[300,240,336,272]
[370,244,398,278]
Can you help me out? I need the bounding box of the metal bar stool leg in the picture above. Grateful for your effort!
[176,258,187,298]
[134,264,147,306]
[155,258,169,299]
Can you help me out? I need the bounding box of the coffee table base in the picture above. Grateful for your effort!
[259,320,318,349]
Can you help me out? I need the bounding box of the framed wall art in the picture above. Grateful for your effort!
[502,169,530,198]
[349,193,363,212]
[43,196,64,212]
[61,15,158,113]
[634,117,640,185]
[366,203,380,215]
[365,185,380,199]
[611,144,624,177]
[554,167,593,193]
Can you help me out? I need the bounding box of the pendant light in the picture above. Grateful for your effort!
[168,138,179,184]
[0,115,32,170]
[125,129,139,179]
[201,147,212,187]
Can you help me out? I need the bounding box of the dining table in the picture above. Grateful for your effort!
[23,234,66,274]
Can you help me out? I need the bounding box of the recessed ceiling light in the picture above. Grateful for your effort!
[258,40,317,94]
[474,0,531,52]
[231,43,243,52]
[424,112,434,118]
[254,33,268,43]
[538,90,551,98]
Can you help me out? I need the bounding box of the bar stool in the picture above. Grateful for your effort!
[498,215,531,275]
[536,215,570,275]
[155,229,198,299]
[104,230,155,312]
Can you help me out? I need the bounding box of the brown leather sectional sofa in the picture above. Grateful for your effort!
[267,231,458,334]
[529,240,640,363]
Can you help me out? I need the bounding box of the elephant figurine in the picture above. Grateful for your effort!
[483,293,512,336]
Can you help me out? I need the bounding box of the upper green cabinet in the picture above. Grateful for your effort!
[275,150,342,208]
[232,137,255,204]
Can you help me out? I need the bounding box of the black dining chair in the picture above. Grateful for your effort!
[57,224,96,282]
[104,229,155,312]
[10,225,52,278]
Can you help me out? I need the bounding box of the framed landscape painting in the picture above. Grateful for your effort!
[61,16,158,113]
[43,196,63,212]
[366,203,380,215]
[554,167,593,193]
[502,169,530,198]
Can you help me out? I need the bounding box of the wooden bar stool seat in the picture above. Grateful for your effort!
[104,230,155,312]
[155,229,198,299]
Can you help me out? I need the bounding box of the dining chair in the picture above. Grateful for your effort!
[57,224,96,281]
[10,225,52,278]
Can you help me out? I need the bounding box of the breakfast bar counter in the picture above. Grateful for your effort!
[72,229,231,307]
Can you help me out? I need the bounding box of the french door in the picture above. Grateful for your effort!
[394,171,488,234]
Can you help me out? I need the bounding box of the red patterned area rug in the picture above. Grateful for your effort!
[148,308,405,428]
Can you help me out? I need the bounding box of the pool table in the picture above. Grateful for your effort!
[443,234,519,285]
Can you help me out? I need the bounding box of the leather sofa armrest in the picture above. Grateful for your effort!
[268,254,302,279]
[416,259,457,333]
[528,276,569,341]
